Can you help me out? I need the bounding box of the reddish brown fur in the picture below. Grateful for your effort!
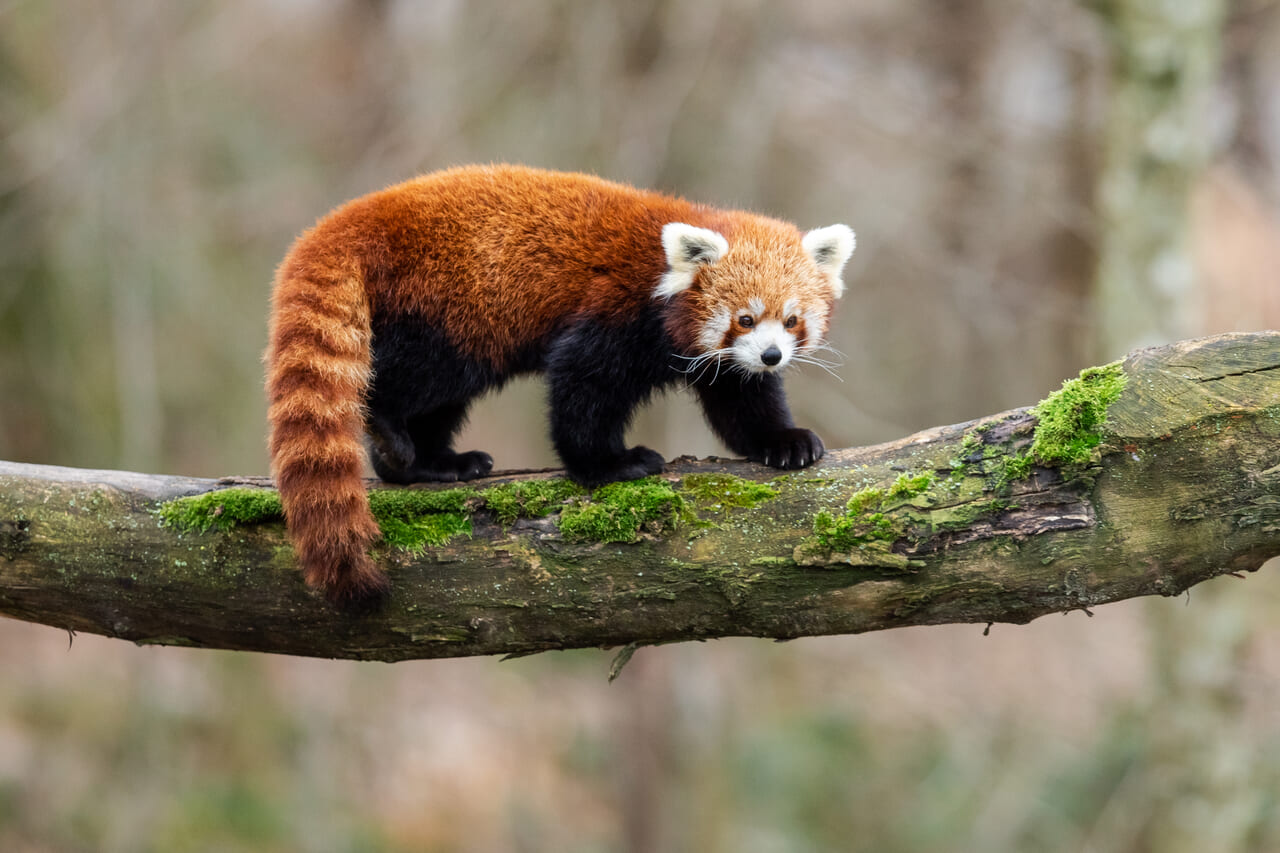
[266,164,836,603]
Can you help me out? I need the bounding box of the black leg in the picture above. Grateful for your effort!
[406,404,493,482]
[546,322,668,487]
[367,412,417,484]
[368,402,492,483]
[694,371,824,469]
[367,317,498,484]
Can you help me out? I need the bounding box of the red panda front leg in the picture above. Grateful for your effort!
[547,377,666,487]
[694,372,825,469]
[545,322,668,487]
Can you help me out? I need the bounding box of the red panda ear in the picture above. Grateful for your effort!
[803,224,856,299]
[655,223,729,298]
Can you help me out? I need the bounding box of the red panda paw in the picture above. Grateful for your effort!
[403,450,494,483]
[569,446,666,488]
[617,446,666,480]
[753,429,825,470]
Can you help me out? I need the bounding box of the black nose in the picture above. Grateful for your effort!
[761,346,782,366]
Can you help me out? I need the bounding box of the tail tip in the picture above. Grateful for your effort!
[302,550,391,613]
[327,572,391,614]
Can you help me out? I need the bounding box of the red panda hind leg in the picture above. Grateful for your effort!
[367,407,494,484]
[365,320,498,484]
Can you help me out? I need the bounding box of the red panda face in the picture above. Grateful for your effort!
[704,297,812,374]
[657,220,855,376]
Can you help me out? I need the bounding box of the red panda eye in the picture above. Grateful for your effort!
[738,315,754,328]
[785,315,798,329]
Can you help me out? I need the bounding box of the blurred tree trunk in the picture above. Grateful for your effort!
[1088,3,1243,850]
[1091,0,1226,359]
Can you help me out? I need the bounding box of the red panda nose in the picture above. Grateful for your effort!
[761,346,783,366]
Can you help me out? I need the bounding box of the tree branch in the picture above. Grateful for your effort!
[2,332,1277,662]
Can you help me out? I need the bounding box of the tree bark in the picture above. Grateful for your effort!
[1,332,1277,662]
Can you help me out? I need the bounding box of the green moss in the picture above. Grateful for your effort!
[1030,361,1127,467]
[559,477,687,543]
[377,512,472,552]
[811,504,899,552]
[996,451,1034,485]
[680,473,779,510]
[159,488,283,533]
[960,430,984,455]
[160,485,478,552]
[367,487,474,518]
[846,486,886,516]
[479,479,583,525]
[930,499,1016,532]
[367,487,476,551]
[888,472,934,500]
[946,430,985,478]
[805,462,1017,557]
[807,473,931,552]
[802,362,1127,559]
[864,512,896,539]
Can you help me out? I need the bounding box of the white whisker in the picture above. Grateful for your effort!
[793,352,841,366]
[693,355,717,385]
[789,354,844,381]
[708,354,724,385]
[807,342,846,360]
[673,347,735,387]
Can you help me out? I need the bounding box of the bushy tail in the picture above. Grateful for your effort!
[265,257,386,605]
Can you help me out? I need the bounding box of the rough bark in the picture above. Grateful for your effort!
[1,332,1277,662]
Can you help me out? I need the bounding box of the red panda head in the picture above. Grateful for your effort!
[655,219,855,376]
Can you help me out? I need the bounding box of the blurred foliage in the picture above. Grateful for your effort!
[3,0,1280,850]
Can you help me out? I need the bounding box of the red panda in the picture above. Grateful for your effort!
[266,164,855,604]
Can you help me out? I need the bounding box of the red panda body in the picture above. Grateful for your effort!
[267,164,854,603]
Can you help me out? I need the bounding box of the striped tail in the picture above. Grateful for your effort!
[265,257,386,605]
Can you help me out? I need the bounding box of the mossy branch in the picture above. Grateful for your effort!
[2,332,1278,662]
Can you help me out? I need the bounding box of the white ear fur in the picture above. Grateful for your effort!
[803,224,856,299]
[654,223,729,299]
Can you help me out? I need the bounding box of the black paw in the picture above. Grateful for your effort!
[751,428,824,470]
[416,450,494,482]
[370,450,417,484]
[374,450,494,483]
[569,445,666,487]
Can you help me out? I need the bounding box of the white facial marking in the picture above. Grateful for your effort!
[654,223,729,299]
[699,307,732,352]
[731,319,796,373]
[783,298,799,319]
[803,306,824,345]
[747,297,765,317]
[802,224,856,299]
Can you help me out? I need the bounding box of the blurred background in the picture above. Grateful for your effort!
[3,1,1280,850]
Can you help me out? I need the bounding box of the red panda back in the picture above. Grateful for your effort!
[328,165,711,369]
